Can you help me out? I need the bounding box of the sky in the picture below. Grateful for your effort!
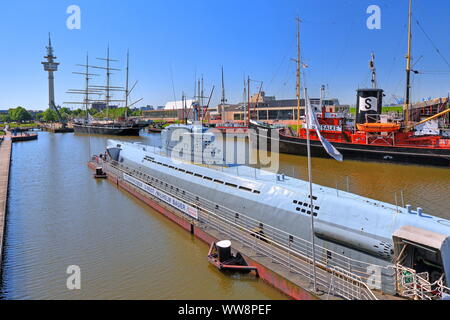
[0,0,449,110]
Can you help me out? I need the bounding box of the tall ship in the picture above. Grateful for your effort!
[99,118,450,299]
[250,1,450,166]
[66,48,145,136]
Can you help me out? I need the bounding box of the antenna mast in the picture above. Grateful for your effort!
[370,52,377,89]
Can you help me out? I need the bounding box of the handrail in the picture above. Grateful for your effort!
[395,264,450,300]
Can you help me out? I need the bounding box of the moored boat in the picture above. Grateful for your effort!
[249,2,450,167]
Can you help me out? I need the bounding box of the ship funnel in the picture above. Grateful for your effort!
[356,88,383,124]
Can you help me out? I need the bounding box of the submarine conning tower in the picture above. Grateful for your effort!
[356,88,383,124]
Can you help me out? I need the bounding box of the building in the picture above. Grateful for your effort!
[142,91,343,124]
[410,97,449,122]
[91,103,118,111]
[220,91,342,124]
[140,105,154,111]
[91,103,107,111]
[142,99,218,121]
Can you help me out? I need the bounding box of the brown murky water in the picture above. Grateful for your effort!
[276,152,449,219]
[1,130,448,299]
[0,132,288,300]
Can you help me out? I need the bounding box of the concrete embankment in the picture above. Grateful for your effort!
[0,133,12,270]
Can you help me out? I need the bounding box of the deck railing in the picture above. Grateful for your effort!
[395,264,450,300]
[102,159,386,300]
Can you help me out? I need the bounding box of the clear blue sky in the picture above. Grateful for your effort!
[0,0,449,110]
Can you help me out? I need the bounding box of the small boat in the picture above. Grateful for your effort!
[207,240,259,276]
[10,132,38,142]
[356,122,401,133]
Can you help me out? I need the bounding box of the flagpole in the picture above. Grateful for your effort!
[305,87,318,293]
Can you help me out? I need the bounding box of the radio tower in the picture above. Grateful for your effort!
[41,33,65,126]
[42,34,59,111]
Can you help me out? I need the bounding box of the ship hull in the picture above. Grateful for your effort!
[250,125,450,167]
[73,124,141,136]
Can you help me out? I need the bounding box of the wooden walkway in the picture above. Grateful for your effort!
[0,132,12,269]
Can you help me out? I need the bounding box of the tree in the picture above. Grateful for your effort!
[35,112,44,121]
[0,114,10,123]
[131,109,142,117]
[59,107,72,120]
[43,108,58,122]
[8,107,32,123]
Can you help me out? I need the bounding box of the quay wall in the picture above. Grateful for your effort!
[88,161,318,300]
[0,135,12,271]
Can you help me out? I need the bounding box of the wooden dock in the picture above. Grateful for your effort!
[0,133,12,270]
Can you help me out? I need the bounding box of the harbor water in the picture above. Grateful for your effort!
[1,130,448,299]
[0,132,287,299]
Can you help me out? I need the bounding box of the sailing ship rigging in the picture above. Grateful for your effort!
[65,47,146,136]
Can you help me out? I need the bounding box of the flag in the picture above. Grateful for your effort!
[306,94,343,162]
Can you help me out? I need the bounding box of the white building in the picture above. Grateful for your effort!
[164,99,197,110]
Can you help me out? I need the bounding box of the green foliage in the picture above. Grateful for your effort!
[8,106,32,122]
[35,112,44,121]
[0,114,10,123]
[349,106,404,115]
[43,108,58,122]
[94,107,127,120]
[0,122,37,129]
[130,109,142,117]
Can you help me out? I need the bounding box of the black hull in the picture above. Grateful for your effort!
[73,124,140,136]
[250,125,450,167]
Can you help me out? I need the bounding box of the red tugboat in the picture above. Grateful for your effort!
[251,5,450,167]
[252,92,450,167]
[252,96,450,166]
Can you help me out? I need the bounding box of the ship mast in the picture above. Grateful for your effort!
[83,54,90,121]
[404,0,413,130]
[221,66,227,121]
[243,77,247,124]
[92,47,124,120]
[65,54,101,121]
[125,50,130,120]
[295,17,302,134]
[247,76,251,126]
